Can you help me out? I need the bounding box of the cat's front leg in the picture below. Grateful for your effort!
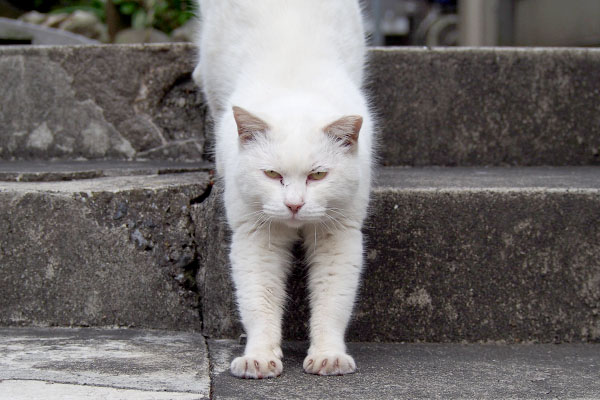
[228,227,293,379]
[303,226,363,376]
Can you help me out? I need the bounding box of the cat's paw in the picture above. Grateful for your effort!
[303,352,356,376]
[230,355,283,379]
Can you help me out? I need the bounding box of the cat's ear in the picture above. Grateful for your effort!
[232,106,270,143]
[324,115,363,149]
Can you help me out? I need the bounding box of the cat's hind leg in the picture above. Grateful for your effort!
[302,227,363,376]
[228,227,294,379]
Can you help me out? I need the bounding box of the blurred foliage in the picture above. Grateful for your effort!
[12,0,195,33]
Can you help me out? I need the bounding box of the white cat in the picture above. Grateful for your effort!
[194,0,374,378]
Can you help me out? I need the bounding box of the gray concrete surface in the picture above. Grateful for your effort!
[0,44,206,162]
[196,166,600,343]
[0,381,204,400]
[375,165,600,190]
[212,339,600,399]
[368,47,600,166]
[0,327,209,399]
[1,45,600,166]
[2,166,599,342]
[0,171,211,330]
[1,328,598,399]
[0,160,210,182]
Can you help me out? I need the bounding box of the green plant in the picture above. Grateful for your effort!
[44,0,195,33]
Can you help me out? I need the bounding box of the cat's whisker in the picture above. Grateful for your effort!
[327,208,349,221]
[248,211,265,226]
[324,213,343,232]
[239,209,264,221]
[313,224,317,256]
[248,212,269,234]
[252,221,268,238]
[268,218,273,249]
[319,217,336,236]
[258,215,271,230]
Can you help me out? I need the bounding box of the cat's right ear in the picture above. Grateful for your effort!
[324,115,363,150]
[232,106,270,143]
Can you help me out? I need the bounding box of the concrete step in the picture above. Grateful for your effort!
[202,166,600,343]
[0,162,212,330]
[1,45,599,166]
[1,327,599,400]
[1,163,599,343]
[0,327,209,399]
[0,160,211,182]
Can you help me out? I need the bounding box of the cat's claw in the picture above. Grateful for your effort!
[303,352,356,376]
[230,355,283,379]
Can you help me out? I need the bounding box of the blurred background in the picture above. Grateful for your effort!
[1,0,600,46]
[0,0,196,44]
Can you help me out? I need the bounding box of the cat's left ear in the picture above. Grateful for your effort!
[324,115,363,149]
[232,106,270,143]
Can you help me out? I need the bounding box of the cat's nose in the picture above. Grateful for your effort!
[285,201,304,214]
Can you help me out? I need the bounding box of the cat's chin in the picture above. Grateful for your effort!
[281,218,306,229]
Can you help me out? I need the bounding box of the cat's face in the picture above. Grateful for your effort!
[233,107,362,229]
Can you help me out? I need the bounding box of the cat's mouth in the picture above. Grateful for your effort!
[284,214,305,228]
[262,207,325,228]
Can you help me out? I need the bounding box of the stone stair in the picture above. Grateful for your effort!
[0,44,599,398]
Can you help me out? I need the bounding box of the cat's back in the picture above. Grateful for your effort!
[196,0,366,115]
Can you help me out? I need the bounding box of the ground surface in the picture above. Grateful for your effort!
[1,328,599,399]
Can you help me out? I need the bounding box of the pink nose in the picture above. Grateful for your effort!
[286,202,304,214]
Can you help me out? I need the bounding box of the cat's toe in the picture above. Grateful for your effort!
[303,352,356,376]
[230,355,283,379]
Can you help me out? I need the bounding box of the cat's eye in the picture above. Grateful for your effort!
[308,171,328,181]
[264,170,283,180]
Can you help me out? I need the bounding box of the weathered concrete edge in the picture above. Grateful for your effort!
[0,160,212,182]
[0,42,190,54]
[0,171,212,193]
[370,45,600,54]
[0,327,210,398]
[1,42,596,58]
[0,381,206,400]
[2,44,600,165]
[0,171,214,330]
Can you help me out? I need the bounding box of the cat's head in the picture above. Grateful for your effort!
[232,106,363,229]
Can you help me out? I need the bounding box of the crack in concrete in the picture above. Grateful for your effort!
[181,175,215,333]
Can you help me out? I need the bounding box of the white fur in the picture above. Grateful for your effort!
[195,0,374,378]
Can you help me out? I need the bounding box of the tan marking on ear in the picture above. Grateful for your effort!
[232,106,270,143]
[324,115,363,148]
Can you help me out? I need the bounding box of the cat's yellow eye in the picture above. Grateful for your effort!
[264,170,283,180]
[308,171,327,181]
